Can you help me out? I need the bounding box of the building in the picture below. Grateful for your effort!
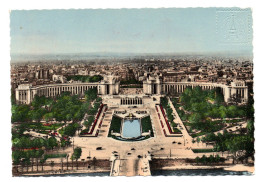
[143,75,248,103]
[15,75,120,104]
[15,74,248,104]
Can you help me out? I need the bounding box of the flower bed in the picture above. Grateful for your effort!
[98,120,103,128]
[163,129,180,137]
[80,104,104,136]
[160,120,164,128]
[159,105,174,134]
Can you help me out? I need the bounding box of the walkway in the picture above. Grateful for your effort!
[167,97,193,146]
[98,107,113,137]
[193,121,248,140]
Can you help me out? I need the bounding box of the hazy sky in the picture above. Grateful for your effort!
[10,8,253,55]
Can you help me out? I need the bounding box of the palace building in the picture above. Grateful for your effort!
[15,74,248,104]
[15,75,120,104]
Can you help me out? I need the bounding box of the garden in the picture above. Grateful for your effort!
[171,86,252,137]
[171,86,254,163]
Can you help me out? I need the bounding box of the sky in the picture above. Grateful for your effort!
[10,8,253,55]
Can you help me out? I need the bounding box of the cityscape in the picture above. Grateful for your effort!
[10,8,254,176]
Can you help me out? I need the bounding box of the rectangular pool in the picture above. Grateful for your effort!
[122,119,141,138]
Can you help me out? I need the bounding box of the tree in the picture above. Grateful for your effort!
[247,119,254,136]
[227,105,238,118]
[35,149,44,171]
[47,137,58,150]
[204,132,216,142]
[50,161,55,171]
[71,147,82,169]
[39,158,46,172]
[196,137,201,146]
[12,150,22,173]
[92,157,97,170]
[63,123,79,136]
[28,108,46,123]
[89,75,103,82]
[189,113,202,124]
[224,136,252,164]
[60,139,66,150]
[85,88,98,101]
[160,97,168,108]
[218,106,227,119]
[43,112,54,122]
[195,156,200,164]
[11,104,30,123]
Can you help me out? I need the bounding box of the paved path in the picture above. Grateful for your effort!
[98,107,113,137]
[193,121,247,139]
[167,97,193,146]
[150,107,163,137]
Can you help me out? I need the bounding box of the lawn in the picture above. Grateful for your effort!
[44,153,67,160]
[108,116,122,137]
[141,116,154,137]
[192,149,214,153]
[173,127,182,134]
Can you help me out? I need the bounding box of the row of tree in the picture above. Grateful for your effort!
[12,136,59,151]
[195,155,225,164]
[160,97,176,126]
[12,149,45,173]
[13,147,83,173]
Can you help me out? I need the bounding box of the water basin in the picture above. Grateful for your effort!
[122,119,141,138]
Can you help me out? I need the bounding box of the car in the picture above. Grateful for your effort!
[178,142,182,145]
[172,141,176,144]
[137,155,142,158]
[160,148,164,150]
[96,147,102,150]
[131,148,135,150]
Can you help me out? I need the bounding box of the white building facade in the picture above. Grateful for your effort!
[143,76,248,103]
[15,75,120,104]
[15,75,248,104]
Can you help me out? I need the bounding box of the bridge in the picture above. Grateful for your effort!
[110,153,151,176]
